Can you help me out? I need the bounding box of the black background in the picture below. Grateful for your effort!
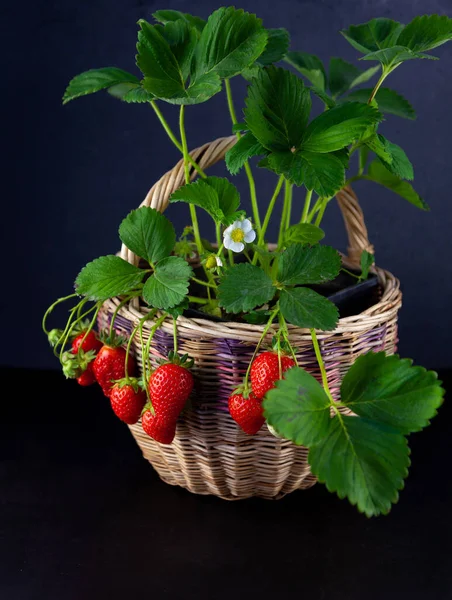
[2,0,452,370]
[1,368,451,599]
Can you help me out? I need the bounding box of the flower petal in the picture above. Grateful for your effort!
[223,224,234,237]
[215,257,223,267]
[223,234,232,250]
[230,241,244,253]
[244,229,256,243]
[232,220,242,230]
[241,219,253,233]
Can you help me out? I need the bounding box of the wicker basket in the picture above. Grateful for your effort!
[98,135,402,501]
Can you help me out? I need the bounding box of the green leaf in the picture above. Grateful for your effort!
[283,223,325,246]
[367,160,429,210]
[341,18,404,53]
[257,28,290,65]
[376,136,414,180]
[310,86,336,109]
[193,7,268,79]
[225,133,266,175]
[170,180,223,222]
[341,352,445,434]
[328,58,380,98]
[345,87,415,120]
[302,102,382,153]
[75,256,145,301]
[278,244,341,286]
[122,86,154,103]
[217,264,275,313]
[170,177,241,225]
[309,416,410,517]
[136,20,185,96]
[204,177,241,223]
[397,14,452,53]
[263,367,331,446]
[267,150,346,196]
[360,46,438,67]
[242,309,272,324]
[300,151,346,196]
[266,151,304,186]
[63,68,140,104]
[285,51,327,91]
[155,20,198,80]
[142,256,192,309]
[153,9,206,34]
[244,66,311,151]
[363,134,393,163]
[279,287,339,330]
[119,207,176,264]
[165,298,190,319]
[360,250,375,280]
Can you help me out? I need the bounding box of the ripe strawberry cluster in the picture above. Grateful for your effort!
[228,351,295,435]
[64,328,296,443]
[66,328,194,445]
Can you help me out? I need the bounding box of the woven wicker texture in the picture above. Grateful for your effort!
[99,136,402,500]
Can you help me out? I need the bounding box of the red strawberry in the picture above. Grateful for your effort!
[250,351,295,399]
[149,363,194,421]
[228,391,265,435]
[110,379,146,425]
[93,345,135,397]
[76,364,97,387]
[72,330,103,354]
[142,409,177,445]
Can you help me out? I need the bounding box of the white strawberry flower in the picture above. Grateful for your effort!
[223,219,256,253]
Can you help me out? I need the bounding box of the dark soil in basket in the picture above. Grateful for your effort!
[187,265,380,323]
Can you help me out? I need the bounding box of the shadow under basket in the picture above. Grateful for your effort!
[98,136,403,501]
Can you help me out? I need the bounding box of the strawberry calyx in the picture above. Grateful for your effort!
[70,319,93,338]
[159,351,194,369]
[141,400,155,417]
[48,328,64,347]
[230,384,253,400]
[98,329,127,348]
[112,376,141,393]
[270,336,292,355]
[61,349,96,379]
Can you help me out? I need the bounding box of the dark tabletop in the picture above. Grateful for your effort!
[1,367,451,600]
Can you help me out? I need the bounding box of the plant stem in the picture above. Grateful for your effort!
[179,105,204,259]
[191,277,216,289]
[187,295,209,305]
[42,293,79,335]
[244,307,279,388]
[215,223,222,248]
[300,189,313,223]
[252,175,285,265]
[368,68,388,104]
[151,101,206,178]
[278,180,293,247]
[224,79,261,235]
[278,312,298,366]
[306,197,322,223]
[310,329,334,404]
[285,183,293,229]
[173,318,178,354]
[124,311,156,380]
[314,197,328,227]
[109,295,136,339]
[341,267,360,280]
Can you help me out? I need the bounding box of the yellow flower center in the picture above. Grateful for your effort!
[231,228,245,243]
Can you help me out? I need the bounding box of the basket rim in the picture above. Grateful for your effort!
[102,262,401,343]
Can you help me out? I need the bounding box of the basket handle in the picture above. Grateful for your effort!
[120,136,373,265]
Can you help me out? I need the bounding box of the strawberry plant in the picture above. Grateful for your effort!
[43,8,451,516]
